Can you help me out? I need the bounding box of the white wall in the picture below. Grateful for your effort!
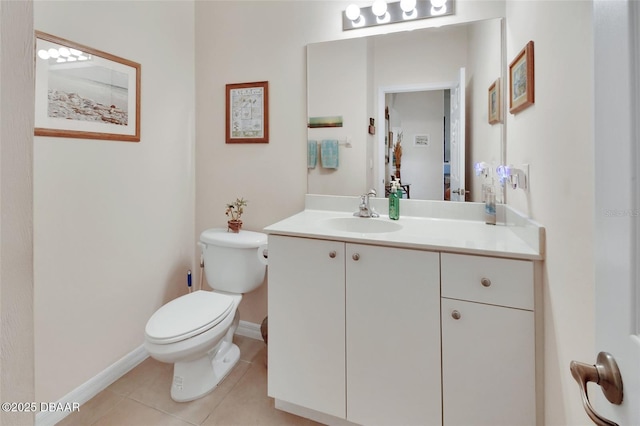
[505,2,594,425]
[33,1,195,403]
[0,1,35,425]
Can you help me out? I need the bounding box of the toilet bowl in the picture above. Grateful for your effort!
[144,228,267,402]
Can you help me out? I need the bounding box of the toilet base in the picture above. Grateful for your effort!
[170,341,240,402]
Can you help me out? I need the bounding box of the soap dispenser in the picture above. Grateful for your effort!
[389,181,400,220]
[483,182,496,225]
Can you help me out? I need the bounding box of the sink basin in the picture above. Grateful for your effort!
[322,217,403,234]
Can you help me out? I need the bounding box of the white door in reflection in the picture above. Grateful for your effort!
[449,67,466,202]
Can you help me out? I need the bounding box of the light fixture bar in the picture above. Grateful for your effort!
[342,0,454,31]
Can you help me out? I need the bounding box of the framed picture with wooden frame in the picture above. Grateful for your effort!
[225,81,269,143]
[34,31,141,142]
[488,78,502,124]
[509,40,535,114]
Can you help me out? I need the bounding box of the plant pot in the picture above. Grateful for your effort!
[227,219,243,233]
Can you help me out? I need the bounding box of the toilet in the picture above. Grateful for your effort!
[144,228,268,402]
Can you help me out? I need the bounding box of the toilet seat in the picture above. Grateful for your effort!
[145,291,235,345]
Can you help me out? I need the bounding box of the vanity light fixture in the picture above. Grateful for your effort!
[342,0,454,31]
[400,0,418,19]
[345,4,365,27]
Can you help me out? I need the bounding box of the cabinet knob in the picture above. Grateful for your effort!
[451,310,461,320]
[352,253,360,261]
[481,277,492,287]
[329,251,337,258]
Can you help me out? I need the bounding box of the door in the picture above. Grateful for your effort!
[345,244,441,425]
[570,1,640,425]
[441,299,535,426]
[449,67,466,201]
[267,236,346,418]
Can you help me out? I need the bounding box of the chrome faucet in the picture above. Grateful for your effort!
[354,189,379,218]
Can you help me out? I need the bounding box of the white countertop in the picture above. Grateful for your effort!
[263,195,545,261]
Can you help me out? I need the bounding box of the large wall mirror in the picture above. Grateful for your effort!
[307,18,505,203]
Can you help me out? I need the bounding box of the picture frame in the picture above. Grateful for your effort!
[308,116,343,128]
[414,134,430,147]
[34,31,141,142]
[509,41,535,114]
[488,78,502,124]
[226,81,269,143]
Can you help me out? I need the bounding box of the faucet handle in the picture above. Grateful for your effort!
[367,188,377,197]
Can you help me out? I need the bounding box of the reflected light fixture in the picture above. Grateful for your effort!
[37,46,92,63]
[343,0,454,30]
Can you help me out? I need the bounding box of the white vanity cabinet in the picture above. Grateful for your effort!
[440,253,536,426]
[268,235,442,425]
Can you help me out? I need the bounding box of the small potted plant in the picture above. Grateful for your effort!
[225,197,247,233]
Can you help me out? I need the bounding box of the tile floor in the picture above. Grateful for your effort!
[58,336,322,426]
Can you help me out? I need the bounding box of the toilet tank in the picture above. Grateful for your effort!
[199,228,268,293]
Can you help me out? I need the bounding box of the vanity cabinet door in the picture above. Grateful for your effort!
[267,235,346,418]
[346,244,441,426]
[441,298,536,426]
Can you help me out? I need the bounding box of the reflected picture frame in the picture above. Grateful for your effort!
[34,31,141,142]
[226,81,269,143]
[488,78,502,124]
[509,40,535,114]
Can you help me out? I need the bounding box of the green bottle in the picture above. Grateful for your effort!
[389,182,400,220]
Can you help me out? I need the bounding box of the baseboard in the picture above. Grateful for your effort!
[236,320,263,341]
[35,345,148,426]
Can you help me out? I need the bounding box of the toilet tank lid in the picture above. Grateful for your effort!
[200,228,267,248]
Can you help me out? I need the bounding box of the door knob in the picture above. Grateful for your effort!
[329,251,337,258]
[570,352,623,426]
[352,253,360,261]
[452,188,470,195]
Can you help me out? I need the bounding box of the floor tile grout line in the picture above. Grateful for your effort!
[87,393,126,426]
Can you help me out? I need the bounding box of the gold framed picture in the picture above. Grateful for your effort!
[488,78,502,124]
[509,41,535,114]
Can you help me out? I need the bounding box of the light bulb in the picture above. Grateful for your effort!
[37,49,50,60]
[372,0,387,17]
[345,4,361,21]
[58,47,71,57]
[47,48,60,58]
[431,0,447,8]
[400,0,417,13]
